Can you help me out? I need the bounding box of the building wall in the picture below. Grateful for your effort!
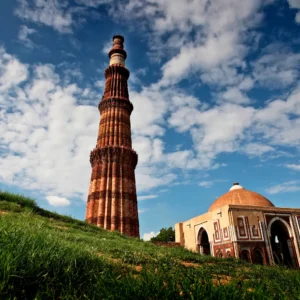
[231,207,300,267]
[175,204,300,268]
[175,205,233,254]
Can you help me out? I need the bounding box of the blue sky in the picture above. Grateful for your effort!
[0,0,300,240]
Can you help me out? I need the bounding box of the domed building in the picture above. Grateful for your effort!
[175,183,300,268]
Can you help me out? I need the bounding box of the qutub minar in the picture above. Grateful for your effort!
[85,35,139,237]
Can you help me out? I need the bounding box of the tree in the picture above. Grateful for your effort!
[150,227,175,242]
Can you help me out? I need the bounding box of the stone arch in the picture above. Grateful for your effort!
[268,218,296,267]
[267,217,293,237]
[240,249,251,262]
[253,248,264,265]
[197,227,211,255]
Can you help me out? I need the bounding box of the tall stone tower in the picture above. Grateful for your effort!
[85,35,139,237]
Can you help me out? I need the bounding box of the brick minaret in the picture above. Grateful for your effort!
[85,35,139,237]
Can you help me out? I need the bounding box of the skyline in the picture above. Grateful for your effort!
[0,0,300,240]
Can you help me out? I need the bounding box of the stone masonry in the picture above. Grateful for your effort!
[85,35,139,237]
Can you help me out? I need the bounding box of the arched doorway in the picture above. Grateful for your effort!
[253,248,264,265]
[240,250,250,262]
[198,228,211,255]
[270,220,295,267]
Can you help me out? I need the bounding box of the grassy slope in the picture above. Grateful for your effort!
[0,191,300,299]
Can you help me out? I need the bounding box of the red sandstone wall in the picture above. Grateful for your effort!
[85,36,139,238]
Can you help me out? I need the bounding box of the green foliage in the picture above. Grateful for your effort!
[0,190,37,209]
[0,190,95,230]
[150,227,175,242]
[0,191,300,299]
[0,200,23,212]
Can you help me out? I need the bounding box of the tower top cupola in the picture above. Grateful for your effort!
[109,34,127,66]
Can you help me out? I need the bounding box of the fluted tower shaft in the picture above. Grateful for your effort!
[85,35,139,237]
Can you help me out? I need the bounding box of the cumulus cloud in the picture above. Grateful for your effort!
[46,195,71,207]
[159,31,246,87]
[220,87,250,104]
[0,48,98,200]
[111,0,271,88]
[75,0,110,7]
[266,181,300,194]
[243,143,275,157]
[252,47,300,89]
[15,0,73,33]
[0,47,28,92]
[285,164,300,171]
[143,231,158,241]
[287,0,300,23]
[18,25,37,48]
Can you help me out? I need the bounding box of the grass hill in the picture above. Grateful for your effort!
[0,191,300,299]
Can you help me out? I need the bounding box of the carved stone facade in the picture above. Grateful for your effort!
[85,35,139,237]
[175,183,300,268]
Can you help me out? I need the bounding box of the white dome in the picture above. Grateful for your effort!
[229,182,244,191]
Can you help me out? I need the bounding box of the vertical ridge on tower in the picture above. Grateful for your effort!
[85,35,139,237]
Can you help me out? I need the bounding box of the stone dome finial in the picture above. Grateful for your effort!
[229,182,244,191]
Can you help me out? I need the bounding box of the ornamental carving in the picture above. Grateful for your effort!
[98,98,133,114]
[104,64,130,79]
[90,146,138,168]
[87,191,137,203]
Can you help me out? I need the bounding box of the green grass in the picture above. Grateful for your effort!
[0,191,300,299]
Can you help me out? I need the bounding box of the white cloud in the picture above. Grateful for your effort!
[112,0,270,88]
[253,48,300,89]
[285,164,300,171]
[0,49,98,200]
[169,103,255,166]
[46,195,71,207]
[239,77,254,91]
[266,181,300,194]
[143,231,158,241]
[18,25,37,48]
[254,89,300,147]
[199,181,213,188]
[159,31,245,87]
[75,0,110,7]
[14,0,113,34]
[102,39,111,55]
[221,87,250,104]
[243,143,275,157]
[130,88,168,137]
[288,0,300,8]
[15,0,73,33]
[135,171,177,192]
[138,194,158,201]
[0,47,28,92]
[287,0,300,23]
[199,179,228,188]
